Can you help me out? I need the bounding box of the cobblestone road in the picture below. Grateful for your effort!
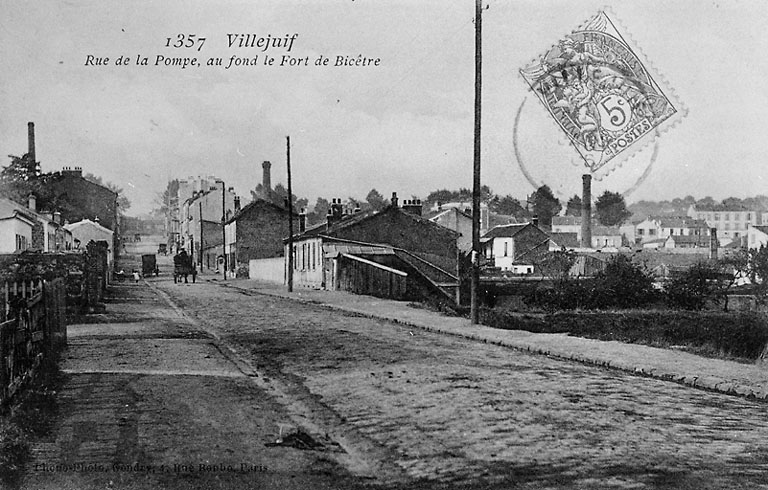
[158,277,768,490]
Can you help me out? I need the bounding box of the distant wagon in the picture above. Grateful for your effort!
[141,254,158,277]
[173,252,194,283]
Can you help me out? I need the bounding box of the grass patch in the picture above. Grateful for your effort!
[0,362,63,488]
[480,307,768,362]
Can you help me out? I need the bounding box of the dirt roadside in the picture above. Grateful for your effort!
[16,277,380,490]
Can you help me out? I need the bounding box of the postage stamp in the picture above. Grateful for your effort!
[520,10,683,178]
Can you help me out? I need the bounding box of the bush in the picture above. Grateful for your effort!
[479,307,768,361]
[589,254,659,309]
[665,262,722,310]
[524,254,659,311]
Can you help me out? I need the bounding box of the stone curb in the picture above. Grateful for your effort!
[210,280,768,402]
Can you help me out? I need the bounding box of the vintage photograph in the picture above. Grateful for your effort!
[2,0,768,488]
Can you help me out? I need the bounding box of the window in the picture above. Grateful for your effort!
[637,229,644,235]
[714,214,719,220]
[503,242,508,257]
[649,229,656,236]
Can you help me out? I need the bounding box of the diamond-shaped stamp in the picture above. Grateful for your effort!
[520,11,684,177]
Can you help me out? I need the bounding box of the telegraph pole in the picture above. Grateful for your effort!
[222,183,227,280]
[471,0,482,324]
[286,136,294,292]
[199,201,204,269]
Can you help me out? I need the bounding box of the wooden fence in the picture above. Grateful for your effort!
[0,278,67,405]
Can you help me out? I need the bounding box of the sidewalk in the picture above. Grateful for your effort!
[209,277,768,401]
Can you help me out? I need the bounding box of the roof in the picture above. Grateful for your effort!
[64,218,114,235]
[482,223,538,239]
[0,198,44,225]
[552,215,581,226]
[291,205,460,241]
[752,225,768,234]
[592,226,622,236]
[631,251,711,270]
[424,207,471,221]
[657,216,708,228]
[225,198,296,224]
[324,244,394,258]
[692,204,753,212]
[549,232,579,248]
[666,234,710,245]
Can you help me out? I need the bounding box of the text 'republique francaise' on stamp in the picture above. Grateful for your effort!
[519,10,685,179]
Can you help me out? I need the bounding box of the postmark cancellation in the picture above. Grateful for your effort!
[520,11,684,179]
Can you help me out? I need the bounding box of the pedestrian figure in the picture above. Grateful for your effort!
[191,264,197,284]
[132,269,140,283]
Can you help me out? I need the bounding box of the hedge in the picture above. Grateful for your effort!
[479,307,768,361]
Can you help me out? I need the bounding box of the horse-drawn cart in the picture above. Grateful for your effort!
[173,252,195,283]
[141,254,158,277]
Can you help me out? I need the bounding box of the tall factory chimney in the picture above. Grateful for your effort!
[262,161,272,196]
[27,122,36,164]
[581,174,592,249]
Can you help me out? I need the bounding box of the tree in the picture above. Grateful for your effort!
[307,197,330,225]
[84,173,131,213]
[489,195,527,217]
[530,185,561,228]
[565,195,582,217]
[365,188,387,211]
[152,179,179,218]
[595,191,631,226]
[270,183,307,211]
[0,154,48,205]
[590,254,658,309]
[665,262,723,310]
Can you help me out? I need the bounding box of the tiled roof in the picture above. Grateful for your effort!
[552,215,581,226]
[549,232,579,248]
[482,223,531,239]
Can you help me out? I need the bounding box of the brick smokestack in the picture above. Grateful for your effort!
[299,208,307,233]
[262,161,272,195]
[581,174,592,248]
[27,122,36,164]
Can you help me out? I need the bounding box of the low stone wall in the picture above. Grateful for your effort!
[249,257,285,284]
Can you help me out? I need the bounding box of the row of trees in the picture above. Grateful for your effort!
[529,246,768,312]
[628,195,768,220]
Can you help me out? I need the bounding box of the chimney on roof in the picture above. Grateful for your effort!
[391,192,398,208]
[299,208,307,233]
[709,228,718,260]
[27,122,35,164]
[234,196,241,213]
[28,193,36,212]
[532,215,539,228]
[327,198,344,230]
[402,199,423,216]
[53,211,62,225]
[262,161,272,196]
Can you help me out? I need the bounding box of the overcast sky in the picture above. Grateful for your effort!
[2,0,766,215]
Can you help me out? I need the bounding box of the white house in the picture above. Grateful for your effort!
[0,199,35,253]
[65,219,115,268]
[688,204,760,241]
[635,216,710,245]
[748,225,768,250]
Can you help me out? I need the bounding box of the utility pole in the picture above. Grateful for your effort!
[222,183,227,280]
[198,201,204,269]
[286,136,294,292]
[471,0,482,324]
